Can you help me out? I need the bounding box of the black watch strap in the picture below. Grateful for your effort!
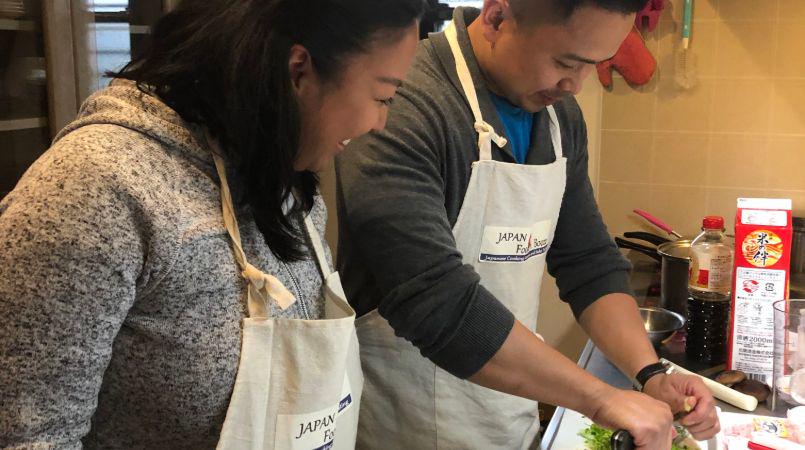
[633,362,669,392]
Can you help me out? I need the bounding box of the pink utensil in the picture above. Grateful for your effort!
[633,209,684,239]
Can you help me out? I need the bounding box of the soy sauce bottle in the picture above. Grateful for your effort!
[686,216,734,364]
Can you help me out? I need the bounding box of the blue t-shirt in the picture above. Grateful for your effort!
[489,92,533,164]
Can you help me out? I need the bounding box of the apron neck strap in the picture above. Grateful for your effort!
[303,215,332,278]
[444,22,507,161]
[206,131,297,315]
[545,105,563,161]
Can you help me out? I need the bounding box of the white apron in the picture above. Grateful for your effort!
[355,22,567,450]
[209,142,363,450]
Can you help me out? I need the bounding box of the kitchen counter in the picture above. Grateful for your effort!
[539,249,786,449]
[539,340,785,449]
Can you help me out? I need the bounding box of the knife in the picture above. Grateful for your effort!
[610,429,635,450]
[610,412,696,450]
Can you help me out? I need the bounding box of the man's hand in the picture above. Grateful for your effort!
[589,388,674,450]
[642,372,720,440]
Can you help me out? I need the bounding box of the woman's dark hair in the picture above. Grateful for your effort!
[113,0,425,261]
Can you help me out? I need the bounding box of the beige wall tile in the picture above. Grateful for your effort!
[657,20,718,80]
[780,190,805,217]
[662,0,718,22]
[718,0,777,20]
[600,131,653,183]
[712,80,773,134]
[715,20,776,79]
[576,80,604,192]
[655,79,714,132]
[769,136,805,191]
[779,0,805,20]
[653,133,709,185]
[775,22,805,78]
[708,135,769,189]
[771,80,805,135]
[706,187,768,231]
[602,77,656,130]
[598,182,654,236]
[650,185,709,236]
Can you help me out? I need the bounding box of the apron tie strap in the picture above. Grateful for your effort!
[241,262,296,311]
[474,121,508,148]
[205,130,298,316]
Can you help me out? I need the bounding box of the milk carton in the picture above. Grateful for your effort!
[727,198,793,385]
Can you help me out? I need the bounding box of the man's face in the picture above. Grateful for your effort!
[482,5,634,112]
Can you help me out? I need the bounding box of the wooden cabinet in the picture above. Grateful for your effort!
[0,0,169,199]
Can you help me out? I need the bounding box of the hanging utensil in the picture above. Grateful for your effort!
[634,209,684,239]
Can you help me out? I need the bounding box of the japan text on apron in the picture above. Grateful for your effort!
[355,21,567,450]
[208,138,363,450]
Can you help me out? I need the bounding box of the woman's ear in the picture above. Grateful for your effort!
[288,44,314,96]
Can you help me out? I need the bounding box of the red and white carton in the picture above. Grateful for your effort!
[727,198,793,385]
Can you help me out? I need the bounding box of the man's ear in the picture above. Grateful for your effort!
[480,0,509,43]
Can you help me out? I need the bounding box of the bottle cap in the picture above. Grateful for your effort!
[702,216,724,230]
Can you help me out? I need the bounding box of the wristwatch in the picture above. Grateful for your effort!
[633,361,671,392]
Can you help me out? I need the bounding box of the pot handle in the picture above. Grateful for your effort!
[615,237,662,262]
[623,231,671,246]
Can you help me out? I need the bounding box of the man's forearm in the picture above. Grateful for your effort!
[579,293,659,380]
[468,320,615,418]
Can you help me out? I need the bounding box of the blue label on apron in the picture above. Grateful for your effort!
[313,441,334,450]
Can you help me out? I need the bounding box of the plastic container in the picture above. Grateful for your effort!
[686,216,734,364]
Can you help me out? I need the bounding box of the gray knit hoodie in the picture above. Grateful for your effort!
[0,81,331,449]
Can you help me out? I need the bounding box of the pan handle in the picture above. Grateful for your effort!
[623,231,671,246]
[615,237,662,262]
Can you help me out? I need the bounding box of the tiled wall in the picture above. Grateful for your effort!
[598,0,805,239]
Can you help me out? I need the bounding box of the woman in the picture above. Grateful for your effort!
[0,0,422,448]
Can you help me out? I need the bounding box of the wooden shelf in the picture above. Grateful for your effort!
[0,117,47,132]
[0,18,37,31]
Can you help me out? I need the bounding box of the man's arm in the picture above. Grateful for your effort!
[336,78,516,379]
[579,294,720,439]
[579,293,659,379]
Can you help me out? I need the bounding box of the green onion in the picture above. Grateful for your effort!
[578,424,688,450]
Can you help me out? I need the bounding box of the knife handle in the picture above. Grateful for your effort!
[611,429,636,450]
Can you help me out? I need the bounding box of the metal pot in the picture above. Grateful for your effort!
[615,233,691,316]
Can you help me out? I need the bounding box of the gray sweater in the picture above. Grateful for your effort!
[0,81,331,449]
[336,7,633,379]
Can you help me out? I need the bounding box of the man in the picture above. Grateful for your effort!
[335,1,720,449]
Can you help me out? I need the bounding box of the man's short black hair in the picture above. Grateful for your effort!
[510,0,648,26]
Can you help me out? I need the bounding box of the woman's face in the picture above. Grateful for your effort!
[291,22,420,172]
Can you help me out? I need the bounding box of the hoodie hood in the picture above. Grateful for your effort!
[55,79,213,169]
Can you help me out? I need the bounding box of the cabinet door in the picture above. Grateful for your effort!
[72,0,165,108]
[0,0,167,199]
[0,0,49,198]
